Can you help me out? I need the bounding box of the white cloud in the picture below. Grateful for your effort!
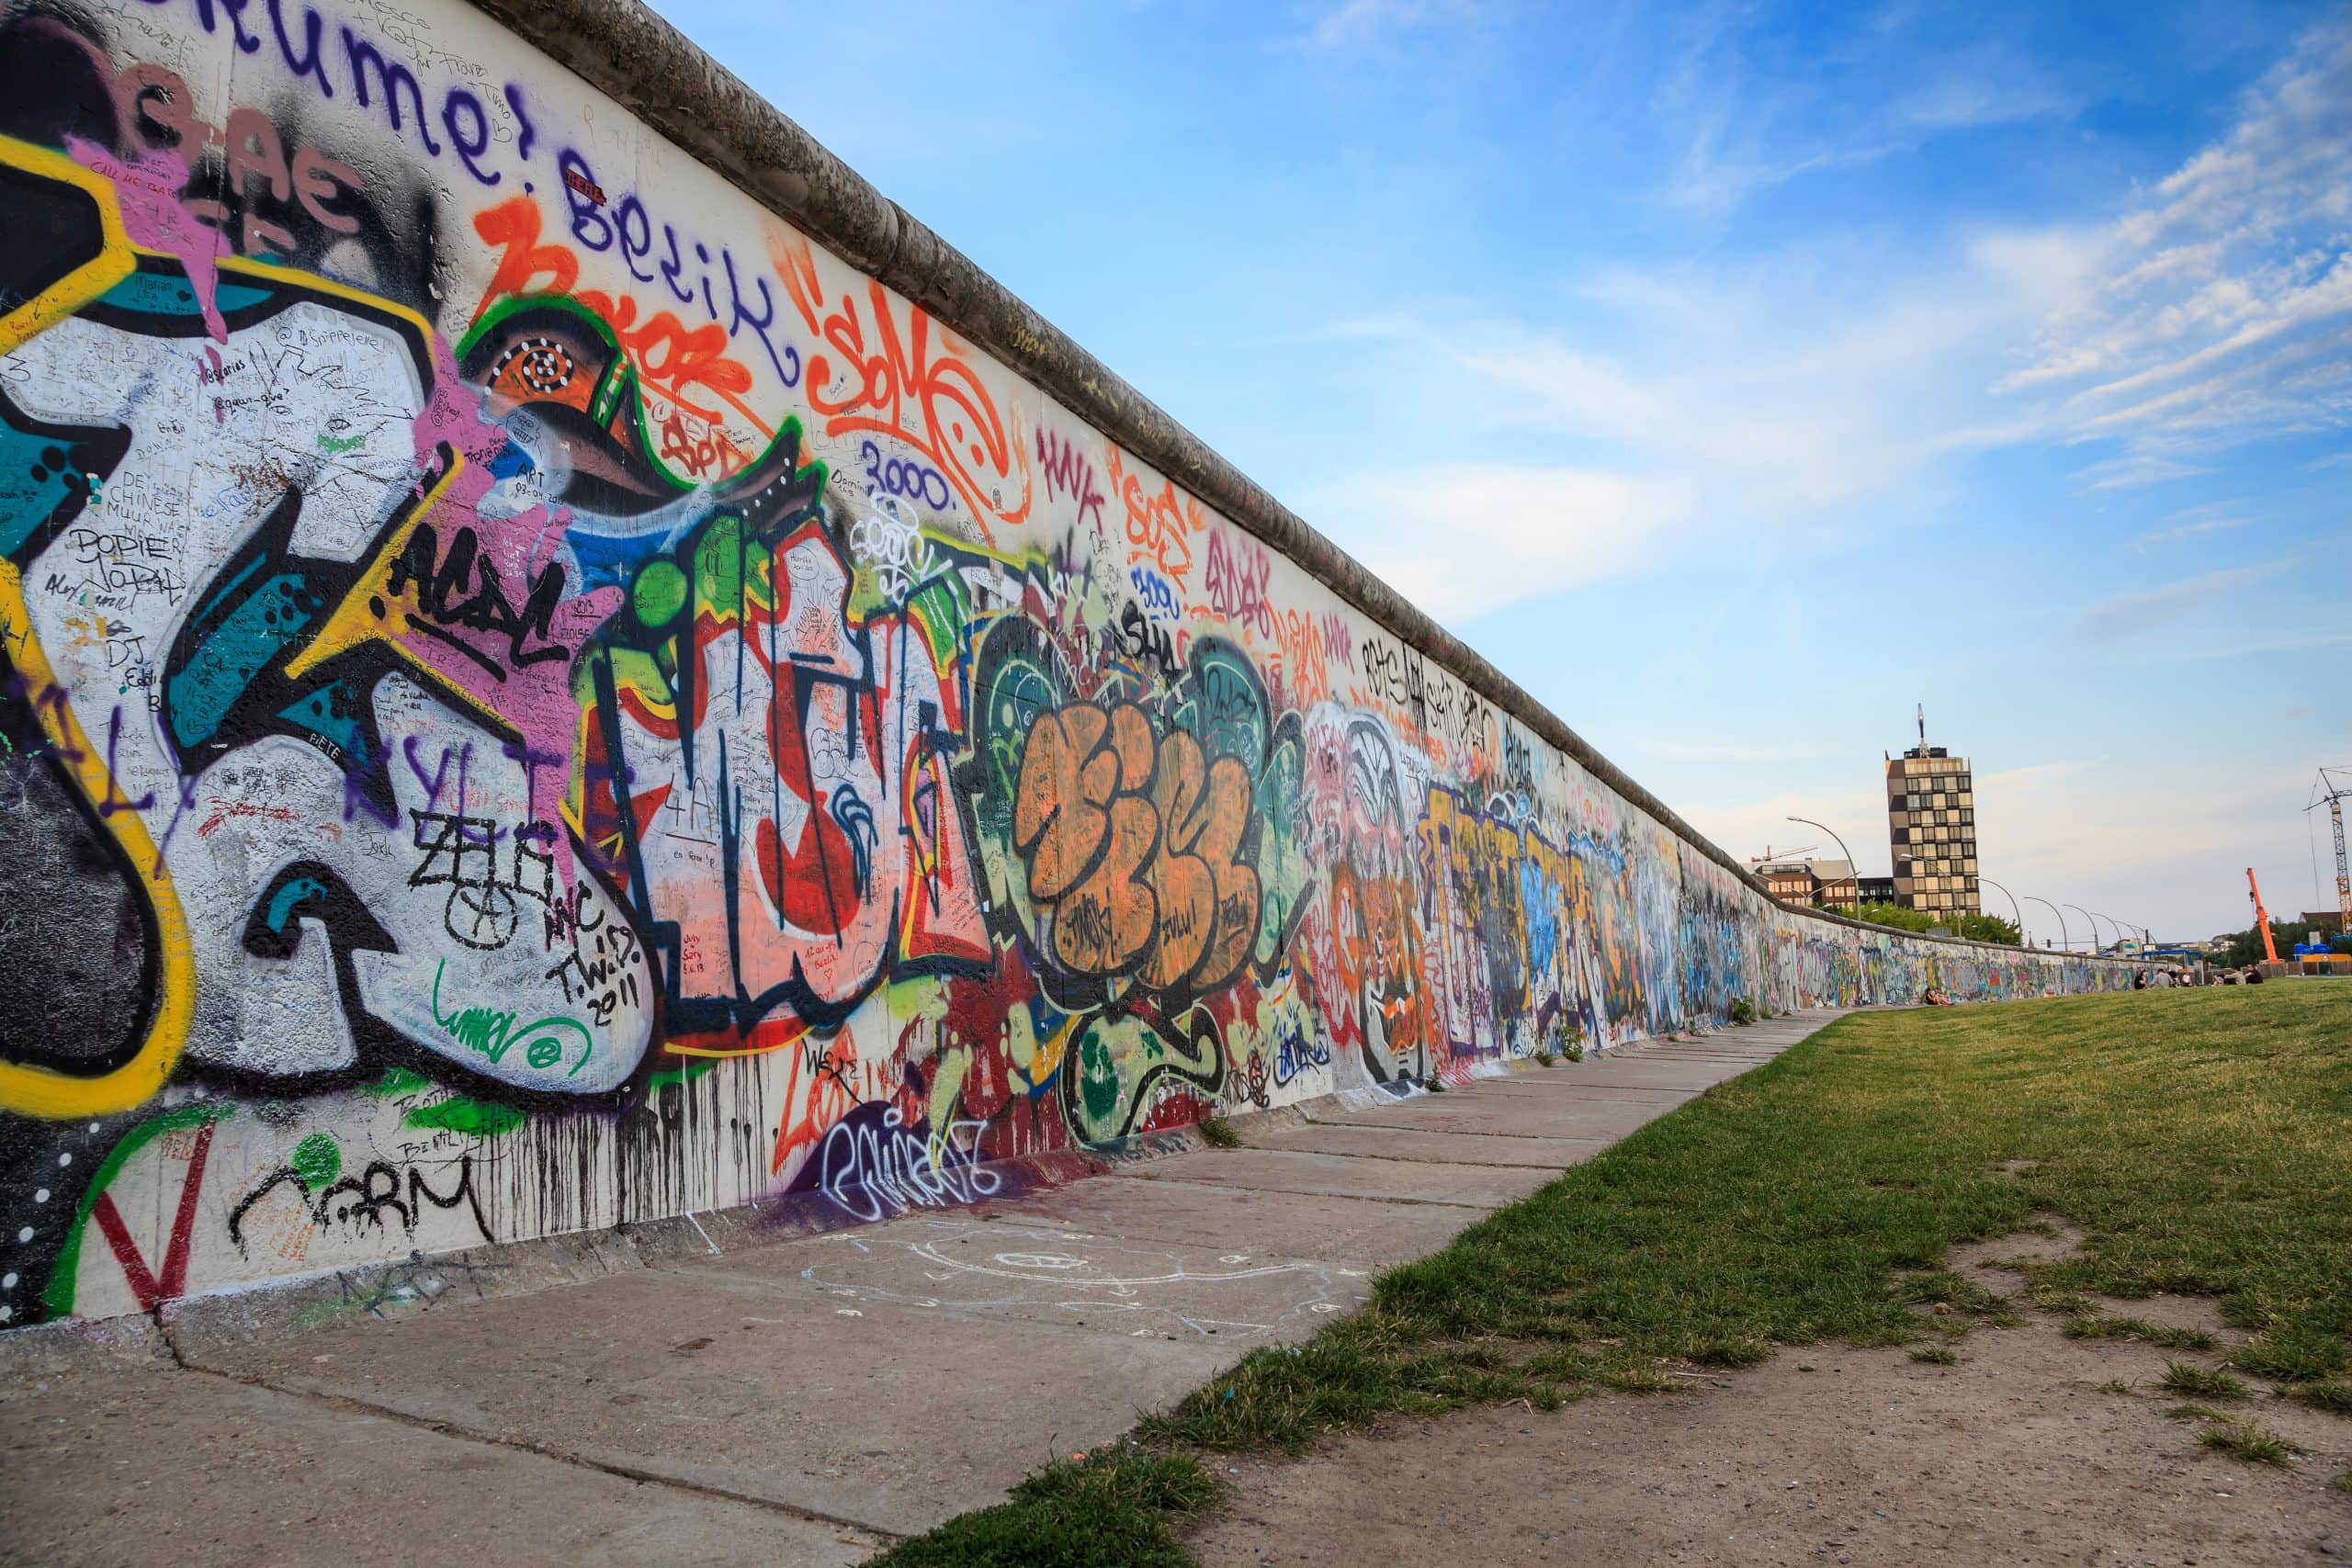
[1694,757,2320,942]
[1304,0,1479,53]
[1307,233,2089,617]
[1965,761,2320,942]
[1679,782,1893,874]
[2074,561,2278,641]
[1629,738,1820,763]
[2132,513,2250,548]
[1297,23,2349,637]
[1998,20,2352,459]
[1302,462,1691,624]
[2071,453,2213,490]
[1978,758,2098,789]
[2104,624,2352,665]
[1657,27,2077,216]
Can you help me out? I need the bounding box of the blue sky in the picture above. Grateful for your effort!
[650,0,2351,944]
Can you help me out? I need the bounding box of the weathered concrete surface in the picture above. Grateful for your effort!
[156,1226,654,1346]
[168,1262,1236,1540]
[1301,1092,1691,1141]
[975,1178,1488,1267]
[3,1011,1849,1562]
[673,1216,1371,1347]
[0,1325,872,1567]
[1242,1122,1613,1168]
[1125,1146,1558,1209]
[1532,1055,1764,1091]
[1448,1077,1701,1104]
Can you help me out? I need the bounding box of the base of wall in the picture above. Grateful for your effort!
[88,1036,1693,1348]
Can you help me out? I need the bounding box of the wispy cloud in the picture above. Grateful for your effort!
[1963,761,2318,940]
[2072,453,2213,491]
[2133,513,2251,548]
[1300,21,2348,631]
[2110,625,2352,665]
[2075,561,2277,641]
[1979,758,2099,789]
[1307,234,2088,620]
[1300,461,1692,626]
[1657,24,2077,216]
[1629,738,1820,763]
[1697,757,2317,939]
[1303,0,1480,53]
[1998,20,2352,459]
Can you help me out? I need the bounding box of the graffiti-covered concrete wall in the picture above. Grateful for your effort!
[0,0,2129,1328]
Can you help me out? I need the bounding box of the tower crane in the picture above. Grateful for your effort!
[2309,767,2352,935]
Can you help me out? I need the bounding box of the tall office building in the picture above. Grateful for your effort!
[1887,734,1979,918]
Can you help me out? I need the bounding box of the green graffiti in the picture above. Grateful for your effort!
[43,1102,235,1320]
[367,1066,433,1097]
[1065,1010,1225,1143]
[1175,640,1269,772]
[290,1132,341,1188]
[647,1058,718,1094]
[403,1099,526,1137]
[632,558,688,627]
[430,959,594,1077]
[1252,720,1312,963]
[1078,1030,1121,1125]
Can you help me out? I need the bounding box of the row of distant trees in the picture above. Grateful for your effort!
[1826,902,2350,964]
[1836,900,2023,946]
[2214,917,2347,968]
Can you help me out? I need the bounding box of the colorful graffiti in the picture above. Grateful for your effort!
[0,0,2131,1329]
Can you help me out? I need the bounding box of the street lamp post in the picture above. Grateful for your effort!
[1786,816,1860,912]
[2024,896,2071,953]
[2079,907,2117,959]
[2067,905,2109,955]
[1979,876,2026,945]
[2095,912,2136,957]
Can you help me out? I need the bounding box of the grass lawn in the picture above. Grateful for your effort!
[877,984,2352,1565]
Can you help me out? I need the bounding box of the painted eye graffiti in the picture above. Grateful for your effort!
[488,335,578,398]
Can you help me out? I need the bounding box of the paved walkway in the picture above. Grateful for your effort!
[0,1010,1849,1566]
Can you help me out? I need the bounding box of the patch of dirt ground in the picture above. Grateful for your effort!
[1188,1232,2351,1566]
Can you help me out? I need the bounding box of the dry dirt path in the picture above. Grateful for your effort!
[1189,1224,2352,1566]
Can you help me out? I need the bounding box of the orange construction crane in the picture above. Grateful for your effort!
[2246,867,2280,964]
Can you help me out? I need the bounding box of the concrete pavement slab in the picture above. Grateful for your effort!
[1458,1072,1702,1100]
[1517,1057,1748,1091]
[0,1344,868,1567]
[1458,1076,1702,1101]
[1127,1147,1555,1209]
[970,1177,1487,1267]
[670,1215,1368,1347]
[1651,1052,1783,1065]
[1306,1093,1689,1142]
[1242,1121,1610,1169]
[5,1010,1855,1560]
[169,1265,1235,1539]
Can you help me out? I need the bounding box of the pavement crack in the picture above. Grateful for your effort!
[1120,1174,1497,1210]
[163,1356,900,1546]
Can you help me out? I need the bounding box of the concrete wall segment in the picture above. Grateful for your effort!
[457,0,1718,894]
[0,0,2131,1332]
[454,0,1985,942]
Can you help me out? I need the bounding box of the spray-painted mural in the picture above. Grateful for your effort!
[0,0,2130,1327]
